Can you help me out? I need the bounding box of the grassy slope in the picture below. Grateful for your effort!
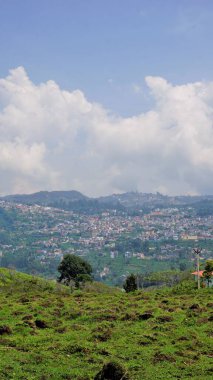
[0,268,212,380]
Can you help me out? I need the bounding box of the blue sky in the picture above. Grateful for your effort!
[1,1,213,196]
[1,0,213,116]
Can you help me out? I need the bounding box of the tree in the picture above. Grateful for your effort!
[57,254,92,286]
[123,274,137,292]
[202,260,213,288]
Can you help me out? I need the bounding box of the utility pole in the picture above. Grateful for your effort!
[193,248,202,289]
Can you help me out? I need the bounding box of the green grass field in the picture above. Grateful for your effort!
[0,268,212,379]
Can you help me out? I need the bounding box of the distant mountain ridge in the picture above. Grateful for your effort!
[3,190,88,204]
[1,190,123,214]
[1,190,213,214]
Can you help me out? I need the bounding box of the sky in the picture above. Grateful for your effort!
[0,0,213,196]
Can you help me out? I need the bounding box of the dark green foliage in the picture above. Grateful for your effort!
[123,274,137,292]
[0,231,11,245]
[58,254,92,285]
[179,262,187,271]
[94,361,130,380]
[0,207,15,229]
[202,260,213,287]
[115,238,149,254]
[75,273,93,288]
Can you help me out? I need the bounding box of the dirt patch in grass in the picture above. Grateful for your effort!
[206,302,213,308]
[197,317,209,324]
[156,315,173,323]
[177,336,189,342]
[19,296,30,304]
[35,319,48,329]
[55,325,67,334]
[161,299,169,304]
[93,328,112,342]
[64,344,90,355]
[92,322,114,342]
[138,312,153,321]
[121,312,139,321]
[69,311,82,319]
[189,303,200,310]
[22,314,33,321]
[0,325,12,335]
[153,352,176,364]
[94,361,130,380]
[138,334,157,346]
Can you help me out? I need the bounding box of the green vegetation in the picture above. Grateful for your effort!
[193,199,213,216]
[123,274,137,292]
[203,260,213,287]
[0,206,16,229]
[0,268,212,379]
[58,254,93,286]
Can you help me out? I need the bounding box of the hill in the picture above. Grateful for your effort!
[2,190,124,214]
[3,190,88,205]
[2,190,213,215]
[0,268,212,379]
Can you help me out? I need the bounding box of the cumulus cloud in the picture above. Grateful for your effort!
[0,66,213,196]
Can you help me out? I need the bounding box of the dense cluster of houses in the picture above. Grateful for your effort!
[0,201,212,280]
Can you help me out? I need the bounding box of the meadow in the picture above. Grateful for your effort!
[0,268,212,379]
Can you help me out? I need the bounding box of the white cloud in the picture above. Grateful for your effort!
[0,66,213,196]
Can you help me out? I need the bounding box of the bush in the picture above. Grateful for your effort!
[123,274,137,293]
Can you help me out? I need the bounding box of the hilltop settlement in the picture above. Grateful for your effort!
[0,191,213,286]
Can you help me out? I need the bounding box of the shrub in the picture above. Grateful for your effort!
[123,274,137,293]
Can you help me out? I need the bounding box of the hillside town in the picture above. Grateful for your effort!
[0,200,212,284]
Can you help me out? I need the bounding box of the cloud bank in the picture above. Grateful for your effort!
[0,67,213,196]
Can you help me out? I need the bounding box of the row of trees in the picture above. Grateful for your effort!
[57,254,138,291]
[123,259,213,292]
[57,254,213,291]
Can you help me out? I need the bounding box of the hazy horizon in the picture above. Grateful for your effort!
[2,188,213,199]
